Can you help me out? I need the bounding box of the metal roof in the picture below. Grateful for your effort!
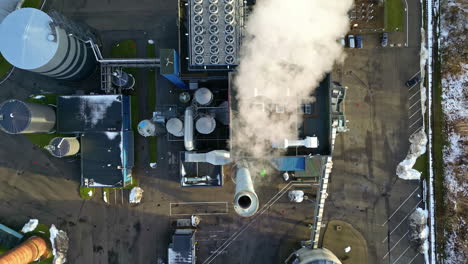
[0,99,31,134]
[56,95,129,133]
[81,131,134,187]
[0,8,58,70]
[168,231,195,264]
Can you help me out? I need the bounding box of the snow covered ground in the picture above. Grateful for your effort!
[439,0,467,263]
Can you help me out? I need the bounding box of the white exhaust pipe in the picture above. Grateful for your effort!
[185,150,231,165]
[184,107,194,151]
[272,136,318,149]
[234,167,259,217]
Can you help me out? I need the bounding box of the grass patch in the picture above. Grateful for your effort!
[147,43,158,163]
[432,53,447,257]
[413,153,428,180]
[79,187,94,199]
[110,40,139,162]
[103,178,139,193]
[25,95,68,147]
[21,0,42,8]
[385,0,404,32]
[0,54,13,79]
[0,244,8,254]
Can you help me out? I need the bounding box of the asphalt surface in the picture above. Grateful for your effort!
[324,1,425,264]
[0,1,426,264]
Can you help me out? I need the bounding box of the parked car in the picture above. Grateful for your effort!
[405,75,421,87]
[356,35,363,48]
[348,35,355,48]
[381,32,388,47]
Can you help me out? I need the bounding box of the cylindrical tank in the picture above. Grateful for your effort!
[293,248,342,264]
[166,118,184,137]
[195,115,216,134]
[184,107,194,151]
[0,0,19,22]
[0,99,56,134]
[234,167,259,217]
[194,87,213,106]
[0,8,96,80]
[112,70,135,90]
[0,236,49,264]
[138,119,156,137]
[45,137,80,158]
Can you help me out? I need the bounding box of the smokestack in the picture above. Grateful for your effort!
[233,167,259,217]
[0,236,49,264]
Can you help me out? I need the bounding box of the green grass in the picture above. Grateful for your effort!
[79,187,94,199]
[413,153,428,180]
[432,53,447,257]
[110,40,139,163]
[385,0,404,32]
[21,0,42,8]
[147,43,158,163]
[0,244,8,254]
[25,95,69,147]
[0,54,13,79]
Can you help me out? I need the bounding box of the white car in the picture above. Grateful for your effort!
[348,35,355,48]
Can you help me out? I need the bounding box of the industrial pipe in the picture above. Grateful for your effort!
[184,150,231,165]
[0,236,48,264]
[233,167,259,217]
[272,136,318,149]
[184,107,194,151]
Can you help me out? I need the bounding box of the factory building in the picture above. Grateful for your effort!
[168,229,196,264]
[0,8,97,80]
[0,95,134,188]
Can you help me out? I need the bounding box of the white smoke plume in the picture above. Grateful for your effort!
[232,0,353,161]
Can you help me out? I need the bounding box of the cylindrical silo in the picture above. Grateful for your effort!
[0,0,19,23]
[233,167,259,217]
[0,8,96,80]
[195,115,216,134]
[45,137,80,158]
[292,248,342,264]
[138,119,156,137]
[0,99,56,134]
[194,87,213,106]
[112,70,135,90]
[166,118,184,137]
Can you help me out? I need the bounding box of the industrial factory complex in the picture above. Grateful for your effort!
[0,0,435,264]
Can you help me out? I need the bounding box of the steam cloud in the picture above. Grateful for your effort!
[232,0,353,161]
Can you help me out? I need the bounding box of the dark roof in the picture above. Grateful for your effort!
[81,131,134,187]
[56,95,128,133]
[0,224,22,249]
[168,231,195,264]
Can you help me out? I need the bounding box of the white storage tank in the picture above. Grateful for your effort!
[195,115,216,134]
[45,137,80,158]
[0,8,96,80]
[166,118,184,137]
[0,99,56,134]
[194,87,213,106]
[138,119,156,137]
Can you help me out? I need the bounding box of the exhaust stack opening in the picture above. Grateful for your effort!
[238,195,252,209]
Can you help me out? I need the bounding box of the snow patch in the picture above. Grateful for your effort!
[103,191,108,203]
[104,132,119,140]
[396,130,427,180]
[87,190,93,197]
[129,187,144,204]
[78,96,116,127]
[49,224,69,264]
[21,219,38,233]
[30,95,45,99]
[408,208,429,260]
[344,246,351,253]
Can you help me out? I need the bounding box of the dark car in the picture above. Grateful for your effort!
[381,32,388,47]
[405,76,421,87]
[356,35,363,48]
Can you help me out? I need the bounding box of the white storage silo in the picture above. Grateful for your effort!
[195,115,216,134]
[0,99,56,134]
[0,0,20,23]
[166,118,184,137]
[0,8,96,80]
[45,137,80,158]
[194,87,213,106]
